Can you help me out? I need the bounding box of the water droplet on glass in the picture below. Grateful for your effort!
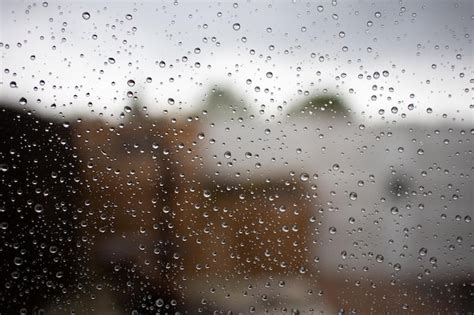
[300,173,309,182]
[34,204,44,213]
[391,207,399,215]
[418,248,428,256]
[82,12,90,20]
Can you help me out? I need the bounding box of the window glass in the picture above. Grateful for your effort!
[1,1,472,314]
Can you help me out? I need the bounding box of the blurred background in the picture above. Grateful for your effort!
[1,1,472,314]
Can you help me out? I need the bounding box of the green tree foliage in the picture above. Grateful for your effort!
[289,94,350,118]
[201,86,251,118]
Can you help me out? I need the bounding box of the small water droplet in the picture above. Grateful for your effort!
[34,204,44,213]
[418,247,428,256]
[349,192,358,200]
[300,173,309,182]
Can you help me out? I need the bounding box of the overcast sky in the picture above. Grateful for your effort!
[1,0,472,124]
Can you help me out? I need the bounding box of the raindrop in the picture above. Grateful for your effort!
[300,173,309,182]
[34,204,44,214]
[82,12,90,20]
[390,207,399,215]
[376,254,384,263]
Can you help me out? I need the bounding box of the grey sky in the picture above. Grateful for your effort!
[1,0,472,124]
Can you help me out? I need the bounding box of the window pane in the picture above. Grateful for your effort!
[1,1,472,314]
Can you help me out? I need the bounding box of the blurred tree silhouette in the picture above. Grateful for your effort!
[289,94,350,118]
[200,85,252,119]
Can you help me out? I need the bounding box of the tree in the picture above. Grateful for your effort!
[289,94,350,118]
